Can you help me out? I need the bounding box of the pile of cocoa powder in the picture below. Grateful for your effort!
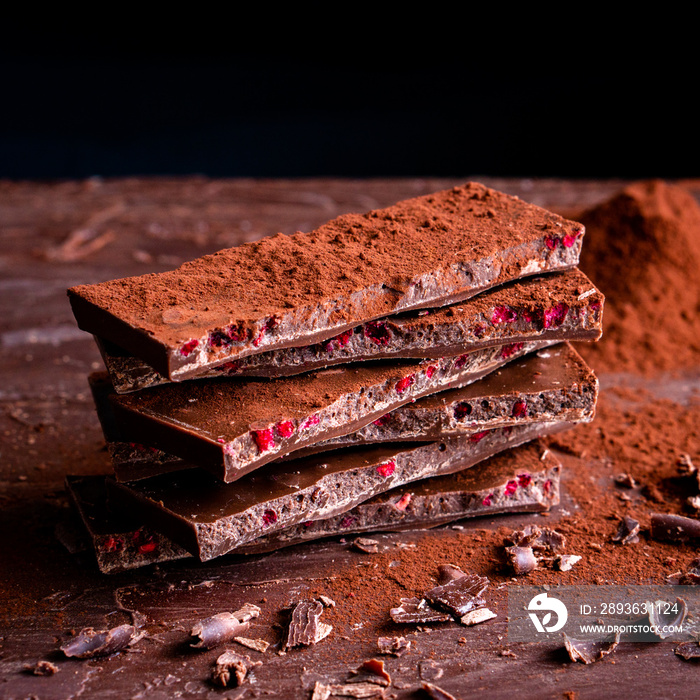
[307,180,700,641]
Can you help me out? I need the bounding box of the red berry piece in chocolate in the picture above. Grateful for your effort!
[491,306,517,324]
[372,414,391,426]
[180,339,199,357]
[301,414,320,430]
[454,353,470,369]
[518,473,532,487]
[543,479,552,494]
[454,402,472,421]
[340,515,356,528]
[425,365,436,378]
[500,342,524,360]
[276,420,295,438]
[512,399,528,418]
[395,375,415,394]
[394,493,411,511]
[376,460,396,477]
[208,330,231,349]
[505,480,518,496]
[363,321,391,345]
[469,430,489,443]
[543,302,569,329]
[545,235,559,250]
[102,536,124,553]
[322,329,353,352]
[482,494,494,507]
[562,228,582,247]
[252,428,276,452]
[262,510,278,527]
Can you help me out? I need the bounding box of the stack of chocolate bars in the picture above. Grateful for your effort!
[65,182,603,573]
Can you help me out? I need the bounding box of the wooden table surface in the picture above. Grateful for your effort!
[2,176,699,699]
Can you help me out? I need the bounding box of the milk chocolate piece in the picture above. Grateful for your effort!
[423,573,489,617]
[107,420,573,561]
[190,605,261,650]
[377,636,411,657]
[67,440,561,569]
[675,641,700,660]
[612,516,640,545]
[285,600,332,648]
[68,182,584,380]
[389,598,452,624]
[651,513,700,542]
[563,632,621,664]
[60,624,137,659]
[97,268,602,391]
[105,342,557,483]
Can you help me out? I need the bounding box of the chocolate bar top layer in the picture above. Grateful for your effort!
[107,343,550,483]
[65,441,560,571]
[107,419,575,561]
[98,268,603,391]
[313,343,597,449]
[68,182,584,379]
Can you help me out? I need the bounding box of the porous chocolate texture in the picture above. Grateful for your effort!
[106,419,575,562]
[105,342,555,483]
[68,182,584,380]
[97,268,603,392]
[65,441,560,572]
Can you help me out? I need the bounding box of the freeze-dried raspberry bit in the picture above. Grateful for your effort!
[300,414,320,431]
[213,360,242,374]
[276,420,295,438]
[252,315,279,347]
[543,479,552,494]
[424,365,437,378]
[454,402,472,421]
[262,510,278,527]
[505,480,518,496]
[543,302,569,329]
[512,399,528,418]
[340,515,356,528]
[562,228,583,247]
[376,460,396,477]
[180,339,199,357]
[252,428,275,453]
[208,330,232,349]
[482,493,494,507]
[518,473,532,487]
[472,323,487,338]
[322,329,353,352]
[395,375,415,394]
[491,306,518,324]
[102,536,124,553]
[544,235,559,250]
[469,430,489,443]
[394,493,411,511]
[363,321,391,345]
[138,540,157,554]
[372,414,391,426]
[500,342,524,360]
[454,353,470,369]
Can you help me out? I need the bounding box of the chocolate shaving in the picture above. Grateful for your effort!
[61,624,136,659]
[285,600,332,649]
[234,636,270,653]
[23,660,59,676]
[353,537,380,554]
[211,650,261,687]
[420,681,457,700]
[650,513,700,542]
[190,604,261,650]
[563,632,620,664]
[675,641,700,660]
[424,572,489,617]
[377,635,411,657]
[556,554,582,572]
[311,681,386,699]
[505,546,539,575]
[677,453,700,489]
[352,658,391,686]
[389,597,452,624]
[508,524,566,553]
[647,597,687,638]
[612,516,640,545]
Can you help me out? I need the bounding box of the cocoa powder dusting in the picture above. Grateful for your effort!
[306,180,700,641]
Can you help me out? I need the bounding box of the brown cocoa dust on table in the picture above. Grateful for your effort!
[307,180,700,638]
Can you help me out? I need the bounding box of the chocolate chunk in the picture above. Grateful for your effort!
[60,624,137,659]
[675,641,700,660]
[190,604,261,649]
[233,636,270,653]
[667,557,700,585]
[389,598,452,624]
[68,182,585,380]
[423,572,489,617]
[563,632,621,664]
[556,554,582,572]
[508,524,566,553]
[23,660,59,676]
[107,422,571,561]
[650,513,700,542]
[377,636,411,657]
[352,537,381,554]
[505,546,539,575]
[436,564,467,585]
[612,516,640,545]
[211,650,261,687]
[97,268,602,390]
[352,659,391,686]
[285,600,332,649]
[420,681,458,700]
[460,608,497,626]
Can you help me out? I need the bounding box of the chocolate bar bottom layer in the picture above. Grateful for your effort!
[65,440,560,573]
[107,418,576,562]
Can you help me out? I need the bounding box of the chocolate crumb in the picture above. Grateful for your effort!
[211,650,261,688]
[352,658,391,686]
[419,660,443,681]
[556,554,582,572]
[389,598,452,624]
[505,546,538,575]
[460,607,497,626]
[420,681,457,700]
[60,624,136,659]
[233,636,270,653]
[612,516,640,545]
[311,681,387,699]
[614,473,637,488]
[377,636,411,657]
[285,600,332,649]
[563,632,620,664]
[318,595,336,608]
[23,660,59,676]
[353,537,381,554]
[675,641,700,660]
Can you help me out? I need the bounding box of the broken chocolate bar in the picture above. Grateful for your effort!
[68,182,584,381]
[104,341,555,483]
[65,440,560,571]
[106,420,572,562]
[97,268,602,391]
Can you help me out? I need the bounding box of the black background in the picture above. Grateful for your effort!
[2,19,696,182]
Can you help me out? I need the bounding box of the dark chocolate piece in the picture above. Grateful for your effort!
[436,564,468,585]
[67,440,561,570]
[667,557,700,585]
[107,420,572,561]
[563,632,621,664]
[612,516,640,545]
[105,341,556,483]
[285,600,332,649]
[97,268,602,391]
[423,573,489,617]
[675,641,700,660]
[505,524,568,575]
[377,636,411,657]
[505,546,539,575]
[211,650,261,687]
[60,624,137,659]
[389,598,452,624]
[352,537,381,554]
[352,659,392,686]
[23,660,59,676]
[420,681,458,700]
[650,513,700,542]
[507,524,566,553]
[190,605,261,649]
[68,182,585,380]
